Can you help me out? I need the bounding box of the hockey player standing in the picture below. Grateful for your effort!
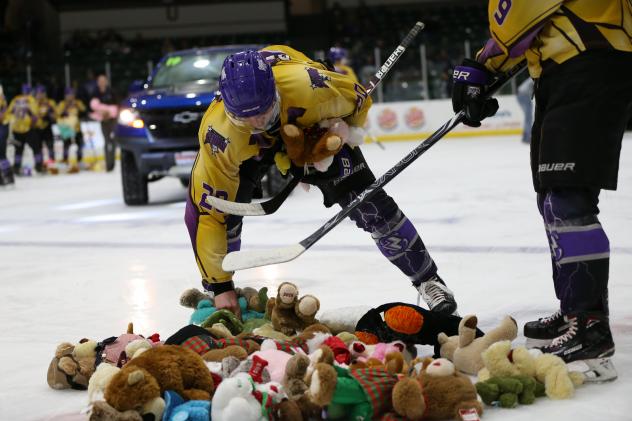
[5,84,42,174]
[33,85,57,166]
[452,0,632,381]
[56,87,87,171]
[328,46,359,83]
[0,85,14,186]
[186,46,459,318]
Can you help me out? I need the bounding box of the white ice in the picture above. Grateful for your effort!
[1,134,631,420]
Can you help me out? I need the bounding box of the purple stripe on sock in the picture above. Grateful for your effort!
[377,217,417,257]
[553,225,610,263]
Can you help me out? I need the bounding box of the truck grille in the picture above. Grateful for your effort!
[140,107,204,140]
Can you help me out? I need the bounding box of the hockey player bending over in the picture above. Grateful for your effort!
[185,46,459,318]
[452,0,632,381]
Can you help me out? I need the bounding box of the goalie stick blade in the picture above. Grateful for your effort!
[221,244,307,271]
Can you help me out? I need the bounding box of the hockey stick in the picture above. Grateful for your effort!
[222,61,528,271]
[205,21,425,216]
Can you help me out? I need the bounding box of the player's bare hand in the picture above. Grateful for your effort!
[214,290,241,319]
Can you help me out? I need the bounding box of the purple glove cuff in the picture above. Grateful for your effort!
[453,65,490,85]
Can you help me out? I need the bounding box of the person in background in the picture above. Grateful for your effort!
[89,74,118,172]
[328,46,359,83]
[33,85,57,167]
[0,85,14,186]
[516,78,534,144]
[56,87,86,172]
[5,84,41,174]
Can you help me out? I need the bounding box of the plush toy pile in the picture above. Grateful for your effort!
[46,283,586,420]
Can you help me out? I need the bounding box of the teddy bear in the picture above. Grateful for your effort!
[165,324,260,357]
[280,122,343,171]
[478,340,584,400]
[104,345,214,414]
[267,282,320,336]
[211,372,273,421]
[47,339,98,390]
[393,358,483,421]
[437,314,518,375]
[89,400,143,421]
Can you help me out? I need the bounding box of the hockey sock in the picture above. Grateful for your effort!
[538,188,610,314]
[343,189,437,285]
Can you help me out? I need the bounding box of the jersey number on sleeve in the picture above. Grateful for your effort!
[494,0,512,25]
[199,182,228,213]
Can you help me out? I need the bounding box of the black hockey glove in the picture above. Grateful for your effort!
[451,58,499,127]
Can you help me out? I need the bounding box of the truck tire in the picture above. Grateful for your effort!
[121,150,148,205]
[104,138,116,172]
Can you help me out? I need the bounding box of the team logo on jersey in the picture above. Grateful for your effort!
[306,67,330,89]
[204,126,230,156]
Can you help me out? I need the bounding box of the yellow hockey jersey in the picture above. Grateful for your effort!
[6,94,37,134]
[478,0,632,78]
[35,98,57,129]
[56,99,86,131]
[188,45,372,284]
[335,63,359,84]
[0,95,7,125]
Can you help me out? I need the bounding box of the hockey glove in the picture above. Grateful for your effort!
[451,58,499,127]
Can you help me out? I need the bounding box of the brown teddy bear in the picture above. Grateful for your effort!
[104,345,214,413]
[267,282,320,336]
[280,123,342,168]
[387,359,482,420]
[47,339,97,390]
[437,314,518,375]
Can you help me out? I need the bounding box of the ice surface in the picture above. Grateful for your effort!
[1,135,631,420]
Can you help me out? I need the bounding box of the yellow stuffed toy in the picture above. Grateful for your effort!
[478,340,584,400]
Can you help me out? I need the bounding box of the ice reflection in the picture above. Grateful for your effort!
[125,276,151,333]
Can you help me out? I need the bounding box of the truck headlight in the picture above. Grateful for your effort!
[118,108,145,129]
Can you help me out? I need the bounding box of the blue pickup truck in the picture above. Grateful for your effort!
[115,45,284,205]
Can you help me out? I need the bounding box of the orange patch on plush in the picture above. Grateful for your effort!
[354,331,379,345]
[385,305,424,334]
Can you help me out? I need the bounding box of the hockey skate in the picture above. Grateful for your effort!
[416,275,458,315]
[524,309,570,348]
[0,162,15,186]
[539,312,617,382]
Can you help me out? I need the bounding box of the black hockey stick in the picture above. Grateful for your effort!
[222,61,528,271]
[205,21,425,216]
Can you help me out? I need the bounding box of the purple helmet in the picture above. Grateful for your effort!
[35,84,47,95]
[64,86,75,96]
[21,83,32,95]
[328,47,348,63]
[219,50,275,118]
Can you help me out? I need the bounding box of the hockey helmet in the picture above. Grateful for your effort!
[328,47,348,63]
[21,83,32,95]
[219,50,278,131]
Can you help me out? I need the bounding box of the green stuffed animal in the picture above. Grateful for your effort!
[476,375,545,408]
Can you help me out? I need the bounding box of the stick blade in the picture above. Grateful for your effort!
[221,244,307,271]
[205,195,267,216]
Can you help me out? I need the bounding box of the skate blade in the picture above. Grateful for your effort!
[525,337,553,348]
[567,357,617,383]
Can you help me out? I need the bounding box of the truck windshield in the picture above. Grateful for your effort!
[151,52,229,88]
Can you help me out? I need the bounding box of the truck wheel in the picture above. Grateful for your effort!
[121,150,148,205]
[104,138,116,172]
